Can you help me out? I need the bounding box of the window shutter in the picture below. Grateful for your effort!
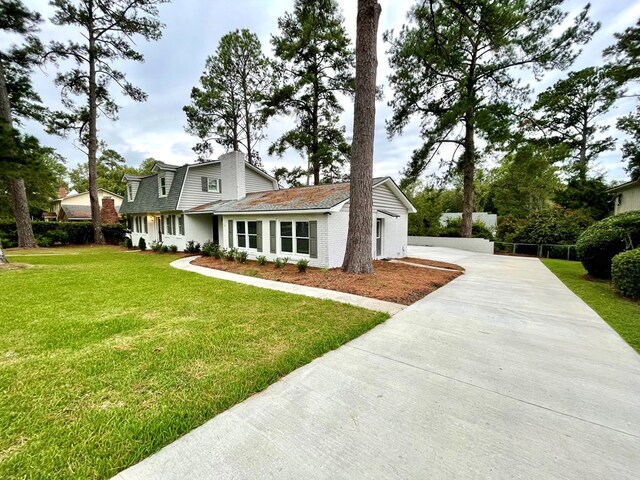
[309,220,317,258]
[269,220,276,253]
[218,179,222,193]
[201,177,208,192]
[228,219,233,247]
[256,221,263,252]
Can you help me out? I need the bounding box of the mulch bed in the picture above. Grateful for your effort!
[192,256,463,305]
[401,257,465,272]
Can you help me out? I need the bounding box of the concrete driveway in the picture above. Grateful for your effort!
[116,247,640,479]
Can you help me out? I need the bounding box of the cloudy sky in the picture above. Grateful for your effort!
[11,0,640,184]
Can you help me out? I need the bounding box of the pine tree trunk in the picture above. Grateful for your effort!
[342,0,381,274]
[87,1,104,244]
[0,55,36,248]
[461,113,475,238]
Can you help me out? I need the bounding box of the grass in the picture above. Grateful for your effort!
[542,258,640,353]
[0,246,387,479]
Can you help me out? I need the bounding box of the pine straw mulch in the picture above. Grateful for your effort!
[192,256,463,305]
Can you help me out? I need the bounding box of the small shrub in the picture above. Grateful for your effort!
[184,240,201,254]
[150,241,163,252]
[202,241,218,257]
[611,248,640,299]
[243,268,259,277]
[36,235,52,248]
[256,255,267,266]
[160,245,170,254]
[275,257,288,269]
[236,250,249,263]
[169,244,178,253]
[138,237,147,251]
[296,258,309,272]
[576,211,640,279]
[217,247,227,260]
[225,247,237,261]
[124,237,133,249]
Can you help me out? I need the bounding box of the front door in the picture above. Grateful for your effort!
[376,219,383,257]
[212,215,219,245]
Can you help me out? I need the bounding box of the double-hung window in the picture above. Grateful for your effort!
[236,220,258,249]
[166,215,176,235]
[160,176,167,196]
[143,216,148,234]
[177,215,184,236]
[280,221,310,255]
[207,178,220,193]
[128,184,133,201]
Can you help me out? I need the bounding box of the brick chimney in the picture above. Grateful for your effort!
[100,197,119,224]
[59,186,67,198]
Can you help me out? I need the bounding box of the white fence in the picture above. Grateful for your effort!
[408,236,494,254]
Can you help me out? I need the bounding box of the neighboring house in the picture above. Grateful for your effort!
[440,212,497,231]
[51,187,123,222]
[609,178,640,215]
[121,152,416,268]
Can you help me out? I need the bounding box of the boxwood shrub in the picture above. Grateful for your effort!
[575,211,640,279]
[611,248,640,299]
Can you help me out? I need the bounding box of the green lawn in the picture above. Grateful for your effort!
[542,258,640,353]
[0,246,387,479]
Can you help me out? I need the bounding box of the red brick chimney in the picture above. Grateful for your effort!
[100,197,120,224]
[59,186,67,198]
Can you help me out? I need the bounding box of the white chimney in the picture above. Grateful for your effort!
[220,151,246,201]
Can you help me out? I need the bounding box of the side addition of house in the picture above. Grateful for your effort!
[121,152,416,268]
[609,178,640,215]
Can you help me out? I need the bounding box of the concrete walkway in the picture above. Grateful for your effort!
[117,247,640,479]
[170,256,405,315]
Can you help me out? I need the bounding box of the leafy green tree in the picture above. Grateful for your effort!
[137,157,157,176]
[385,0,598,237]
[604,18,640,180]
[554,176,611,221]
[184,29,273,166]
[0,131,66,219]
[69,149,138,196]
[531,67,619,181]
[268,0,354,185]
[47,0,168,244]
[0,0,44,247]
[491,145,561,217]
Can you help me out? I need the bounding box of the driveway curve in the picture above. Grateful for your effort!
[116,247,640,480]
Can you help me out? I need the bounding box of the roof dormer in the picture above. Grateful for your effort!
[151,161,177,198]
[122,174,144,202]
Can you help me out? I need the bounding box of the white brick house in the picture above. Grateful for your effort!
[121,152,416,268]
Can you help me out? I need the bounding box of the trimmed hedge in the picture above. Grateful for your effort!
[611,248,640,300]
[0,220,128,247]
[439,217,494,240]
[575,211,640,279]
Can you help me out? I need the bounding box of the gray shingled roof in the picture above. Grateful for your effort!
[119,166,187,214]
[189,177,387,214]
[61,205,92,219]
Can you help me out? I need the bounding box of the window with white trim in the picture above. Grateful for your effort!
[280,221,309,255]
[128,184,133,201]
[166,215,176,235]
[177,215,184,236]
[160,176,167,196]
[143,216,148,234]
[236,220,258,249]
[207,178,220,193]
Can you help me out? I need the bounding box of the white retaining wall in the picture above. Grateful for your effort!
[408,236,494,254]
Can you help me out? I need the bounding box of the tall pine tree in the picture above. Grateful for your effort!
[385,0,598,237]
[184,29,273,166]
[47,0,168,244]
[267,0,354,185]
[0,0,44,248]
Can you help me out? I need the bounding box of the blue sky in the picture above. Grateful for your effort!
[11,0,640,184]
